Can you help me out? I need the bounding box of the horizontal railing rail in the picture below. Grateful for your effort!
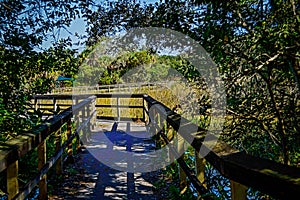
[30,94,145,122]
[0,96,97,200]
[51,81,171,94]
[143,94,300,199]
[3,93,299,199]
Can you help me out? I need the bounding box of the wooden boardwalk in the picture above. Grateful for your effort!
[2,93,299,200]
[49,121,160,200]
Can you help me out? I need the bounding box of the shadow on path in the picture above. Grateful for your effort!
[49,121,160,200]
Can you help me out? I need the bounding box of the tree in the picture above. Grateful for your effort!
[0,0,87,140]
[85,0,300,166]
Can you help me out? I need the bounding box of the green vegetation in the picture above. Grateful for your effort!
[84,0,300,166]
[0,0,299,199]
[0,0,85,141]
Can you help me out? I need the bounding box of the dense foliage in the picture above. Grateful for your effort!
[0,0,88,140]
[0,0,299,198]
[85,0,300,166]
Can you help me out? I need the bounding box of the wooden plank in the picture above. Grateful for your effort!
[0,96,96,173]
[38,141,47,200]
[230,180,247,200]
[91,98,97,130]
[55,129,62,175]
[117,97,120,121]
[65,119,74,164]
[34,98,38,111]
[176,134,187,193]
[156,124,211,197]
[0,108,72,173]
[142,99,145,122]
[195,149,207,190]
[95,104,143,108]
[13,133,77,200]
[7,161,19,200]
[53,98,57,112]
[96,116,142,122]
[179,158,187,193]
[144,95,300,199]
[95,93,144,98]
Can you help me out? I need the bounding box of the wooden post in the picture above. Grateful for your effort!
[86,102,91,140]
[153,109,159,148]
[142,98,145,123]
[91,98,96,130]
[117,97,120,121]
[82,105,87,143]
[176,133,187,192]
[167,123,175,165]
[66,118,74,164]
[55,129,63,175]
[7,161,19,200]
[230,180,247,200]
[144,99,150,126]
[74,98,82,151]
[38,141,47,200]
[53,97,57,113]
[195,149,207,190]
[179,159,187,193]
[34,97,38,111]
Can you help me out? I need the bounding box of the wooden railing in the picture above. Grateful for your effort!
[30,93,145,122]
[1,93,300,199]
[142,94,300,199]
[0,96,96,200]
[51,82,168,94]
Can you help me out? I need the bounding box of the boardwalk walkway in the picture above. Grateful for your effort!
[49,121,161,200]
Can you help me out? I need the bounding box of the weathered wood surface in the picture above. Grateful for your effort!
[2,93,300,199]
[144,94,300,199]
[0,96,96,200]
[48,121,159,200]
[0,107,72,173]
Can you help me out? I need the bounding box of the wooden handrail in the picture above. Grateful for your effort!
[0,95,97,200]
[3,93,299,199]
[51,81,170,94]
[143,94,300,199]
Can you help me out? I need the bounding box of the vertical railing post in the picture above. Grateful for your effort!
[195,149,207,190]
[82,104,87,143]
[86,100,91,140]
[53,97,57,113]
[55,128,63,175]
[167,122,175,166]
[38,141,47,200]
[91,97,96,131]
[7,161,19,200]
[144,97,150,126]
[153,109,159,148]
[230,180,247,200]
[74,98,81,151]
[117,96,120,121]
[142,98,146,123]
[66,118,74,163]
[177,134,187,192]
[34,97,38,111]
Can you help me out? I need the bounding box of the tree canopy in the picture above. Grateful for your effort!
[1,0,299,166]
[84,0,299,166]
[0,0,299,198]
[0,0,89,140]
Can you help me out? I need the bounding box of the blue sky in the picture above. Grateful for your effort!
[44,0,161,51]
